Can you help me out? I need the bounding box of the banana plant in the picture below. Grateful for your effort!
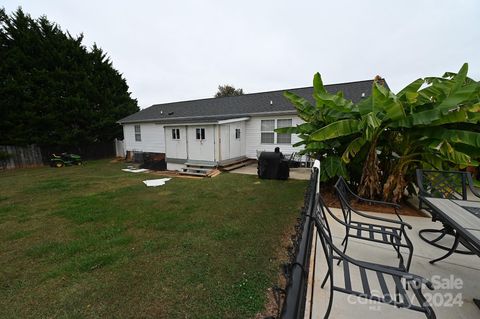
[278,63,480,202]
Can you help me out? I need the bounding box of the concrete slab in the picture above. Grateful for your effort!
[229,163,310,180]
[308,208,480,319]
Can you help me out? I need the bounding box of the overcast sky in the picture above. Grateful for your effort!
[3,1,480,108]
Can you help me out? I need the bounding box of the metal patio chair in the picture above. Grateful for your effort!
[313,193,436,319]
[416,169,480,254]
[286,152,303,168]
[334,176,414,271]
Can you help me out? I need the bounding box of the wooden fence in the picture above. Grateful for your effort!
[0,144,43,169]
[0,142,117,170]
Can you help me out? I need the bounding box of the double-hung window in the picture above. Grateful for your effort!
[260,119,292,144]
[260,120,275,144]
[134,125,141,142]
[172,128,180,140]
[196,128,205,140]
[276,119,292,144]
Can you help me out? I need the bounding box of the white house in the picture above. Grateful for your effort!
[117,80,374,171]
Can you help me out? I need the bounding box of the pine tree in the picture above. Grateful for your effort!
[0,7,139,147]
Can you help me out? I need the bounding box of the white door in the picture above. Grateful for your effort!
[165,126,187,159]
[187,126,215,161]
[220,124,230,161]
[229,122,243,159]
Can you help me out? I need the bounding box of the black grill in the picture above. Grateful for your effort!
[257,151,289,180]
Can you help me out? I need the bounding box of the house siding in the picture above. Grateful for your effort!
[122,115,304,161]
[123,123,165,153]
[245,115,304,159]
[219,121,246,161]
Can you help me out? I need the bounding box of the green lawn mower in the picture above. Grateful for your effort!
[50,153,83,168]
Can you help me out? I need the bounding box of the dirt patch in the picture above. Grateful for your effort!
[320,185,424,217]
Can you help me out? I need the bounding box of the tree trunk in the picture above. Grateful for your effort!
[358,140,381,199]
[382,167,407,203]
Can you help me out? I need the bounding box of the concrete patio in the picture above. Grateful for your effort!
[306,208,480,319]
[229,162,311,180]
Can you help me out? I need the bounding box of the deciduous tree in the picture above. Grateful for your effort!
[214,84,244,98]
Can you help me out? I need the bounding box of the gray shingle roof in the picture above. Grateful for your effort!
[118,80,376,124]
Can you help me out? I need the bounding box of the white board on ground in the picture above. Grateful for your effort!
[122,168,149,173]
[143,178,172,187]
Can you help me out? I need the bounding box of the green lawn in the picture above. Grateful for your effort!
[0,160,306,318]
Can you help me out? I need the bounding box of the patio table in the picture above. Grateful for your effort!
[420,197,480,263]
[420,197,480,309]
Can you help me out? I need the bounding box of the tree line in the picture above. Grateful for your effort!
[0,8,139,148]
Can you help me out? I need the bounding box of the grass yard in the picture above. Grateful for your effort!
[0,160,307,318]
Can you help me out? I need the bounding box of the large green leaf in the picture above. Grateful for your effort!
[275,126,299,134]
[435,81,479,113]
[433,140,477,166]
[397,78,424,99]
[283,91,315,121]
[310,119,360,141]
[320,156,348,182]
[304,141,326,152]
[341,137,367,163]
[312,73,355,113]
[411,108,442,125]
[313,72,327,95]
[421,153,444,170]
[426,103,480,126]
[361,112,382,141]
[313,90,355,113]
[450,63,468,93]
[372,82,406,121]
[275,122,315,134]
[427,109,469,126]
[420,128,480,148]
[292,140,307,148]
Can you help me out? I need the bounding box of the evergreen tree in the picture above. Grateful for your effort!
[0,7,139,147]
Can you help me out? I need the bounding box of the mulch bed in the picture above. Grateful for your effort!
[320,185,425,217]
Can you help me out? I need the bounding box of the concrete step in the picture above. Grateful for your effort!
[185,162,216,169]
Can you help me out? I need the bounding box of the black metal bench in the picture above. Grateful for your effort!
[416,169,480,254]
[334,176,414,271]
[313,177,436,319]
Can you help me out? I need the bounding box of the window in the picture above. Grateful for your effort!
[134,124,141,141]
[196,128,205,140]
[172,128,180,140]
[261,120,275,144]
[260,119,292,144]
[276,119,292,144]
[235,128,241,139]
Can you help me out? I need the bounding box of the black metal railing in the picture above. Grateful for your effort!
[279,167,318,319]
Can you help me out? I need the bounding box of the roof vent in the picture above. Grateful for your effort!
[361,92,366,98]
[270,100,273,105]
